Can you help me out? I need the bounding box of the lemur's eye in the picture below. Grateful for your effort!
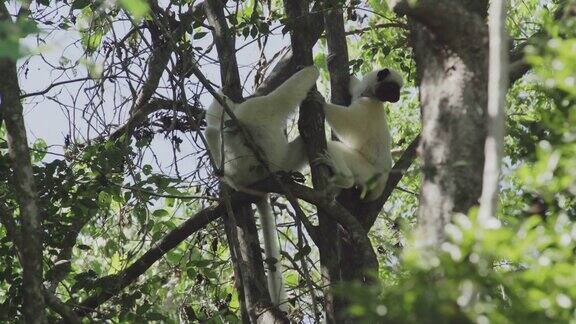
[377,68,390,81]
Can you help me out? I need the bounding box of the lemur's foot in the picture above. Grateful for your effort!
[323,179,341,201]
[276,170,306,183]
[312,152,335,169]
[360,173,384,200]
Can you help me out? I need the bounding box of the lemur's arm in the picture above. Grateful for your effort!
[323,102,360,137]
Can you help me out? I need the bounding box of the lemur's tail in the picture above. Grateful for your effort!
[256,196,288,311]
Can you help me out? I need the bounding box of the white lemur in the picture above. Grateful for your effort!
[323,67,403,201]
[204,66,320,309]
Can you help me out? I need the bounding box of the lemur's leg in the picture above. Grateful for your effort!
[235,66,320,123]
[281,136,307,172]
[204,126,222,167]
[325,141,356,189]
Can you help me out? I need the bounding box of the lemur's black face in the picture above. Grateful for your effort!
[374,68,401,103]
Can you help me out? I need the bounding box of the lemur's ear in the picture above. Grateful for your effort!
[349,76,363,100]
[377,68,390,81]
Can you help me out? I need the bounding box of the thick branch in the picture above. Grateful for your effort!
[43,291,82,324]
[320,1,350,321]
[110,98,203,140]
[283,3,343,323]
[202,2,288,323]
[324,0,351,106]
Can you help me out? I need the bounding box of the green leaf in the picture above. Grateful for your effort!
[142,164,152,175]
[97,191,111,208]
[119,0,150,19]
[72,0,91,10]
[32,138,48,162]
[81,29,104,53]
[152,209,169,218]
[193,31,208,39]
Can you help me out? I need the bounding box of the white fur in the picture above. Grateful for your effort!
[324,68,403,201]
[204,66,320,309]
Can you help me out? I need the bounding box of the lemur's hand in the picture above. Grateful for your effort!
[312,152,335,170]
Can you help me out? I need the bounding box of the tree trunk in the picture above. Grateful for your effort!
[396,0,489,247]
[283,0,343,321]
[0,4,46,322]
[479,0,509,222]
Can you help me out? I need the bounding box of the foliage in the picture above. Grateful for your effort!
[348,213,576,323]
[0,17,38,59]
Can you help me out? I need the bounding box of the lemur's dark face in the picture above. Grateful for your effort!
[374,68,401,103]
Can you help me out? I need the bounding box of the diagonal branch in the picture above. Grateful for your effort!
[116,2,205,137]
[204,0,242,101]
[75,203,225,316]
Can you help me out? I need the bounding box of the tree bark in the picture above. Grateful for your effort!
[0,4,46,323]
[478,0,509,222]
[282,0,342,322]
[321,1,350,321]
[394,0,489,247]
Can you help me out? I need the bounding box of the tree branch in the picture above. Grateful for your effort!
[109,98,204,141]
[320,0,351,320]
[479,0,508,221]
[195,1,288,322]
[117,2,204,136]
[43,291,82,324]
[204,0,242,101]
